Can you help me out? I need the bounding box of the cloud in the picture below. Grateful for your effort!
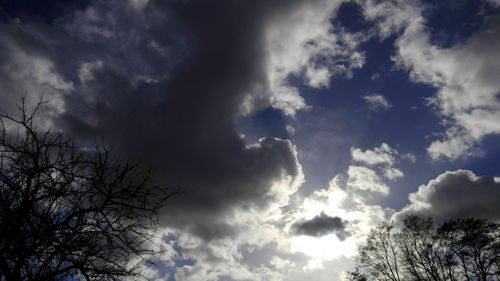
[401,153,417,163]
[233,0,371,116]
[358,0,419,39]
[393,170,500,224]
[168,167,500,280]
[262,0,367,116]
[0,1,306,277]
[347,165,390,195]
[288,174,392,263]
[0,1,370,255]
[128,0,150,11]
[350,143,409,182]
[78,60,103,84]
[362,94,392,111]
[0,25,73,129]
[383,167,404,181]
[0,1,366,280]
[286,143,407,263]
[399,16,500,160]
[7,1,492,280]
[487,0,500,6]
[2,0,308,244]
[360,0,500,160]
[351,143,396,166]
[292,212,350,240]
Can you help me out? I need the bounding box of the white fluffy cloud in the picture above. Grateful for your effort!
[263,0,366,115]
[360,0,500,160]
[350,143,410,182]
[351,143,396,166]
[397,17,500,160]
[347,165,389,195]
[362,94,392,111]
[359,0,419,38]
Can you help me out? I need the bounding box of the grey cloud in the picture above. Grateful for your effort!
[65,0,307,241]
[1,1,369,279]
[393,170,500,224]
[0,23,73,127]
[0,0,307,243]
[292,212,350,240]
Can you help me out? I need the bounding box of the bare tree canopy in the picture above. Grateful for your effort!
[0,100,176,281]
[350,215,500,281]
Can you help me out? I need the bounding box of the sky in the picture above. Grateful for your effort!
[1,0,500,280]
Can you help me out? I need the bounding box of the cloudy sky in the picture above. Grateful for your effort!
[1,0,500,280]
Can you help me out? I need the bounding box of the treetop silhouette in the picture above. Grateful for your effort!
[0,99,177,281]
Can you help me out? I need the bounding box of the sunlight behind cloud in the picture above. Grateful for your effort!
[290,233,358,261]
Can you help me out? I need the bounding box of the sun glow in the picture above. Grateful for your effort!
[288,176,388,262]
[290,233,358,260]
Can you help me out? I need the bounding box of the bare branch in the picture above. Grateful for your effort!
[0,99,178,281]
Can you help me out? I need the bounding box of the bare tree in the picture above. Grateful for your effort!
[356,222,402,281]
[0,100,177,281]
[351,216,500,281]
[437,219,500,281]
[396,216,455,281]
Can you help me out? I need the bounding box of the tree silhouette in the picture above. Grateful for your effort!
[437,218,500,281]
[352,215,500,281]
[356,222,402,281]
[345,268,368,281]
[0,100,176,281]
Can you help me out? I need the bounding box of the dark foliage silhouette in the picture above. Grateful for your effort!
[351,215,500,281]
[0,99,176,281]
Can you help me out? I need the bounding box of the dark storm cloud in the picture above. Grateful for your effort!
[0,0,307,241]
[67,0,308,240]
[292,212,350,240]
[394,170,500,224]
